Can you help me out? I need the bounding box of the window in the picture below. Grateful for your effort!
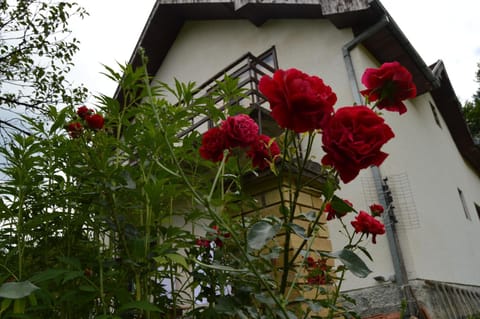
[457,188,471,220]
[429,101,442,129]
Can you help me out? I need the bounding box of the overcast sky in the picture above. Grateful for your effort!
[68,0,480,104]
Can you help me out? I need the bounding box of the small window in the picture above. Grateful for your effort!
[475,203,480,221]
[458,188,471,220]
[429,102,442,128]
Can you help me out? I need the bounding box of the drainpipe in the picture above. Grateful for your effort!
[341,16,417,318]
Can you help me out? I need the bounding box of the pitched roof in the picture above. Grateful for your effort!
[121,0,480,176]
[430,61,480,175]
[126,0,435,94]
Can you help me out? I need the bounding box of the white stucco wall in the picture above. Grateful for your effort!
[151,18,480,291]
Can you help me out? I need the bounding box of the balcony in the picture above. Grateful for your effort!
[179,47,282,138]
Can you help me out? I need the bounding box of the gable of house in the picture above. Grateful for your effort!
[118,1,480,317]
[121,0,479,177]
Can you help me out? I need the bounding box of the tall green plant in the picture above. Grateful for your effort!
[0,58,416,318]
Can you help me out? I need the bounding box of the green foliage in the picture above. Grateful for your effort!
[0,0,88,138]
[463,62,480,143]
[0,58,381,318]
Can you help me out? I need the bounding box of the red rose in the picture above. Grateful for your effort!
[306,256,316,268]
[324,199,353,220]
[84,268,93,277]
[369,203,384,217]
[67,122,83,138]
[259,68,337,133]
[77,106,94,119]
[85,114,105,130]
[199,127,228,162]
[321,106,394,183]
[195,238,211,248]
[360,61,417,115]
[307,273,327,285]
[247,134,280,170]
[214,237,224,248]
[351,211,385,244]
[221,114,258,148]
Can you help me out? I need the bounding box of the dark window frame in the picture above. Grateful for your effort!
[429,101,442,129]
[458,188,472,221]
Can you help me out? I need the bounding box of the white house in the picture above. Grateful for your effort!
[121,0,480,317]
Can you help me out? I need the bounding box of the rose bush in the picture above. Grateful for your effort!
[0,59,417,318]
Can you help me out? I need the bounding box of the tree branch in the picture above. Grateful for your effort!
[0,119,31,136]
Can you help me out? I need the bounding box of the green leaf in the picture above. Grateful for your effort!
[29,269,67,283]
[49,106,69,134]
[165,253,189,269]
[330,195,354,213]
[214,296,237,314]
[328,249,371,278]
[0,281,39,299]
[62,270,84,284]
[299,210,317,222]
[260,246,282,260]
[254,292,276,305]
[118,300,162,313]
[287,223,307,240]
[306,300,324,312]
[13,298,25,314]
[0,298,12,315]
[247,221,280,250]
[78,285,97,292]
[192,259,248,273]
[274,309,298,319]
[357,245,373,262]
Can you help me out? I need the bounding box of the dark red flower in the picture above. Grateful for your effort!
[351,211,386,244]
[247,134,281,170]
[305,258,331,285]
[85,114,105,130]
[259,68,337,133]
[321,106,394,183]
[221,114,258,148]
[369,203,384,217]
[214,238,223,248]
[307,273,327,285]
[67,122,83,138]
[84,268,93,277]
[77,106,94,119]
[199,127,228,162]
[306,256,316,268]
[324,199,353,220]
[360,61,417,114]
[195,238,211,248]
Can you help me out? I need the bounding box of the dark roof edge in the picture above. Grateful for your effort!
[430,60,480,177]
[372,0,440,89]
